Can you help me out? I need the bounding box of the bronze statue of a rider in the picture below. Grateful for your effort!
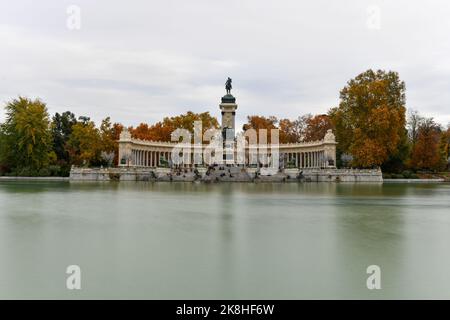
[225,77,232,95]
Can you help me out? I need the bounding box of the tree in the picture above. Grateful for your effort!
[243,115,278,143]
[101,151,115,167]
[340,153,353,168]
[279,118,300,143]
[382,127,410,173]
[66,120,102,166]
[439,125,450,170]
[329,69,407,168]
[292,114,311,142]
[99,117,117,152]
[304,114,333,142]
[410,118,442,171]
[0,97,52,172]
[243,115,277,132]
[99,117,124,166]
[51,111,78,163]
[129,111,218,142]
[111,122,124,165]
[407,109,424,146]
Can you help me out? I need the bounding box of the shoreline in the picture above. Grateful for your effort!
[383,178,445,183]
[69,167,384,183]
[0,175,447,184]
[0,176,70,181]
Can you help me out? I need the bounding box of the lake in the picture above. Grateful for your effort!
[0,181,449,299]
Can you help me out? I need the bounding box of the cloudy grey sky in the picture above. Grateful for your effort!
[1,0,449,129]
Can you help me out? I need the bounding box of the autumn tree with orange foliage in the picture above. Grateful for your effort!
[410,118,443,171]
[242,115,278,143]
[129,111,219,142]
[304,114,333,142]
[243,115,317,144]
[278,118,300,143]
[443,126,450,170]
[242,115,278,132]
[329,70,407,168]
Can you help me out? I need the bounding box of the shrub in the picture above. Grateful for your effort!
[38,168,50,177]
[382,173,392,179]
[17,167,39,177]
[401,170,412,179]
[59,165,72,177]
[48,165,61,176]
[393,174,404,179]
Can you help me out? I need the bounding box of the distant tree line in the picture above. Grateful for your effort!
[0,69,449,176]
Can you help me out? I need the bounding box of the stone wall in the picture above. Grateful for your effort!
[70,167,383,183]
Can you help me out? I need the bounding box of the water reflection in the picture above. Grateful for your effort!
[0,181,449,299]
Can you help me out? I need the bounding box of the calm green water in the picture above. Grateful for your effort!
[0,181,449,299]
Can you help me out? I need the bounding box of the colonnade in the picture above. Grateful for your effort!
[285,150,327,168]
[130,149,328,168]
[132,149,172,167]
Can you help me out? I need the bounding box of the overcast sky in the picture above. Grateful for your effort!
[1,0,449,129]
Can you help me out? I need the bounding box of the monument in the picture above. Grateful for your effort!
[71,77,385,182]
[220,78,238,163]
[116,77,337,170]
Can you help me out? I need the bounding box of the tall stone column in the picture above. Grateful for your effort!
[118,128,132,167]
[323,129,337,168]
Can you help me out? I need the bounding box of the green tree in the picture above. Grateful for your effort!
[66,120,102,166]
[51,111,78,163]
[0,97,52,173]
[99,117,116,152]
